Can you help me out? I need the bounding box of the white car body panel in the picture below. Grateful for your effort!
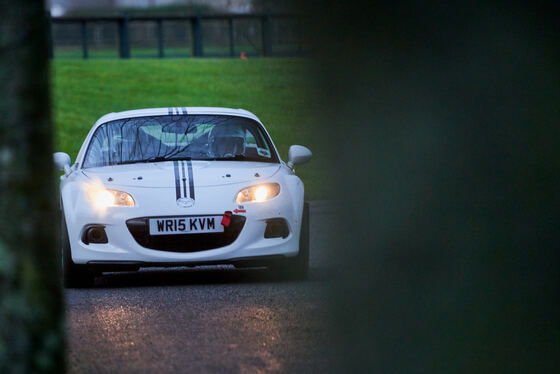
[60,107,305,266]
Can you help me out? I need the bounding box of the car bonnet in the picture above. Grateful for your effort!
[81,161,281,188]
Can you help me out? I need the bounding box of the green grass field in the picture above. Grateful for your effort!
[52,58,329,199]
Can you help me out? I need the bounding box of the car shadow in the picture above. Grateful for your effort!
[92,265,324,289]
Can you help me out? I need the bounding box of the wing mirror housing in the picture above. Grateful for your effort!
[287,145,312,168]
[53,152,71,174]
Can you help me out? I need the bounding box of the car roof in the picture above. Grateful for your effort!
[94,107,260,125]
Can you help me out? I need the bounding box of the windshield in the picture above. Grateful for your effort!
[82,114,278,168]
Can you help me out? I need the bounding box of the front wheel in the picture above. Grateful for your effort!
[62,214,95,288]
[269,202,310,280]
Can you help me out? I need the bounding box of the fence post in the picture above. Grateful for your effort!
[261,15,272,57]
[228,17,234,57]
[118,14,130,58]
[157,19,164,58]
[46,13,53,59]
[81,21,88,59]
[191,16,202,57]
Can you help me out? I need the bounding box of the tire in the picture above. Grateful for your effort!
[62,213,95,288]
[269,202,310,280]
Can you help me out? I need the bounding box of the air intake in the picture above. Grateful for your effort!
[264,218,289,239]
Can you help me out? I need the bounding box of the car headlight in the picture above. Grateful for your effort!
[236,183,280,203]
[87,187,135,210]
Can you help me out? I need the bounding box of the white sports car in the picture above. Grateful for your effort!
[54,107,312,287]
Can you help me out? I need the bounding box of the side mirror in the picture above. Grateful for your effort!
[287,145,312,168]
[53,152,71,174]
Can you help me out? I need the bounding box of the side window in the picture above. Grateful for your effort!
[245,127,271,158]
[245,129,257,148]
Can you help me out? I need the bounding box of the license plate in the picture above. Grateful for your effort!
[148,216,224,235]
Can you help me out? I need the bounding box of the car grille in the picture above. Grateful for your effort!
[126,215,246,252]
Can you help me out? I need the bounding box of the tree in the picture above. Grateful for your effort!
[0,0,65,372]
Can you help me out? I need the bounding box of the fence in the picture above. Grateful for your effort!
[47,14,303,59]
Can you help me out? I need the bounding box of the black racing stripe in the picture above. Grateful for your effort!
[168,107,173,115]
[181,161,187,198]
[173,161,181,200]
[187,160,195,200]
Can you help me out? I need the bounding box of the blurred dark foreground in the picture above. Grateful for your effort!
[0,0,64,373]
[309,1,560,372]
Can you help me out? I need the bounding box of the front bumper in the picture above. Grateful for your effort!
[68,205,301,266]
[63,173,304,266]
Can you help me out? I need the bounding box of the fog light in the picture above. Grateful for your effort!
[81,225,108,244]
[264,218,289,239]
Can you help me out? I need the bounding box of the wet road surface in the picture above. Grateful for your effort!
[65,202,339,373]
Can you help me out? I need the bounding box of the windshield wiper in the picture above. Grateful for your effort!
[161,156,192,162]
[116,156,191,165]
[209,154,248,161]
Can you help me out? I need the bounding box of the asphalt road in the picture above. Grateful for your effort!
[65,201,339,373]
